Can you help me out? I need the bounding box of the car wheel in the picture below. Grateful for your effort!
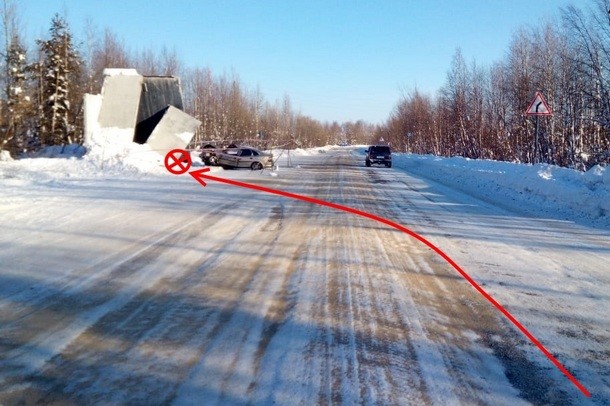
[365,160,371,167]
[209,156,218,165]
[251,162,263,170]
[386,162,391,168]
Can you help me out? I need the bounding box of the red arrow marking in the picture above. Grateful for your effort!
[188,168,591,398]
[191,167,210,185]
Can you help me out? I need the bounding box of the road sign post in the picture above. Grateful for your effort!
[525,92,553,164]
[534,115,539,164]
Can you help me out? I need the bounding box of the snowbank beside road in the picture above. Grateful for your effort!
[389,153,610,229]
[270,145,335,159]
[1,134,185,185]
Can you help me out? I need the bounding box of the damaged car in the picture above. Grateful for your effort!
[217,147,274,170]
[199,144,223,165]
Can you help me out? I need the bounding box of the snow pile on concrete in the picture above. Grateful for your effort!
[103,68,139,76]
[0,150,12,161]
[391,153,610,228]
[0,129,170,187]
[82,128,166,176]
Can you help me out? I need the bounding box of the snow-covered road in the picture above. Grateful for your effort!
[0,147,608,404]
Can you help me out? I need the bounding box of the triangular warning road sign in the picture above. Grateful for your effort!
[526,92,552,116]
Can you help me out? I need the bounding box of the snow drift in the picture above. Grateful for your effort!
[389,152,609,229]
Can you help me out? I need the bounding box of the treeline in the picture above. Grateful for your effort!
[0,2,374,156]
[181,68,374,149]
[378,0,610,170]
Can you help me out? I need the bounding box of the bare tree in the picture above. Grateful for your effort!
[159,46,181,76]
[378,3,610,169]
[562,1,610,166]
[132,47,158,76]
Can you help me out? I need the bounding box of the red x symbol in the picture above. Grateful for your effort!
[164,149,192,175]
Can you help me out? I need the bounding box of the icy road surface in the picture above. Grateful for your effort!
[0,148,608,404]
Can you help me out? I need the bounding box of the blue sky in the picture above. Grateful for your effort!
[21,0,591,124]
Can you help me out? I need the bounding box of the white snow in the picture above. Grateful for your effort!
[83,93,103,145]
[102,68,139,76]
[0,138,608,404]
[0,150,12,161]
[389,152,610,230]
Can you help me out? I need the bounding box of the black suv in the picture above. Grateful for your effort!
[365,145,392,167]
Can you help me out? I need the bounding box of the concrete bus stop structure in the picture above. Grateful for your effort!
[84,69,200,153]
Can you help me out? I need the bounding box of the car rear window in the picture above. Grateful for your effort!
[371,146,390,154]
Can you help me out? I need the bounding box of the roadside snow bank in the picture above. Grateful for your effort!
[83,128,166,176]
[0,129,170,188]
[270,145,335,158]
[27,144,86,159]
[392,153,610,228]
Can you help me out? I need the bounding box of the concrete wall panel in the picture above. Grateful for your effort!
[98,74,143,130]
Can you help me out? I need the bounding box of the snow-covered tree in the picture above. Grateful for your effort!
[0,0,30,154]
[36,14,81,146]
[2,35,30,151]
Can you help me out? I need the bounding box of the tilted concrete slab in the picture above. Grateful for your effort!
[146,105,201,153]
[97,74,143,130]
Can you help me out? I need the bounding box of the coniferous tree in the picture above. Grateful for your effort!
[3,35,30,151]
[0,0,28,154]
[36,14,81,146]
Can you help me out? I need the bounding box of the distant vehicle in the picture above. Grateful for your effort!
[199,144,222,165]
[365,145,392,167]
[217,147,274,170]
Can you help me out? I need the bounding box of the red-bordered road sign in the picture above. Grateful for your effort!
[164,149,192,175]
[526,91,552,116]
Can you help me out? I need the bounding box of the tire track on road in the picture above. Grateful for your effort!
[0,201,244,402]
[367,154,570,404]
